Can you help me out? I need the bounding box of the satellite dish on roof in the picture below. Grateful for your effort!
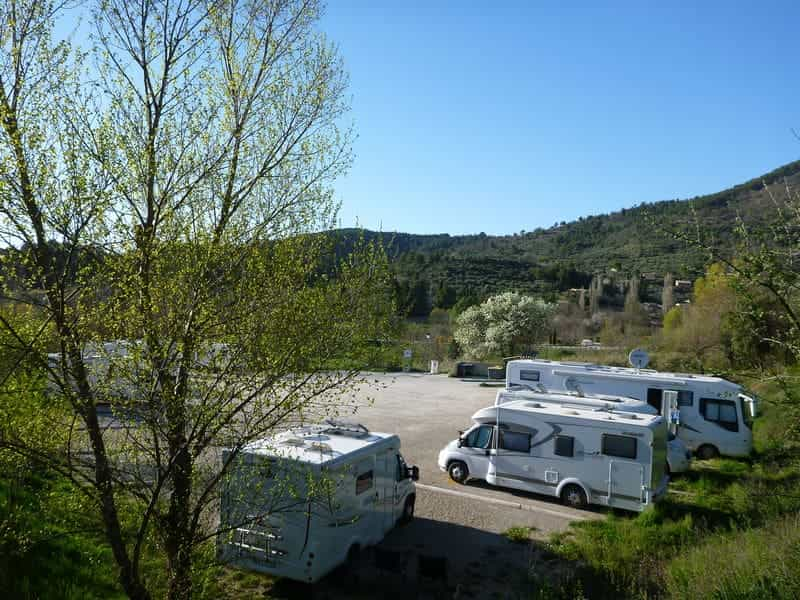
[628,348,650,369]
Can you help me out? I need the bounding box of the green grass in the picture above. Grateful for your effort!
[505,525,537,543]
[533,380,800,599]
[665,514,800,600]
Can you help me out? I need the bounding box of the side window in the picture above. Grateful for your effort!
[554,435,574,457]
[678,391,693,407]
[646,388,663,412]
[466,426,493,449]
[520,369,540,382]
[499,430,531,453]
[601,434,637,459]
[355,470,374,495]
[700,398,738,432]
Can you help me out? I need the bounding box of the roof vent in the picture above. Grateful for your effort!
[323,419,370,438]
[309,442,333,453]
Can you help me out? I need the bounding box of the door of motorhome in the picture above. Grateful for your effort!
[218,421,418,583]
[506,359,754,458]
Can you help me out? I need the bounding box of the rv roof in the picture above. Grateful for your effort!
[499,388,641,404]
[477,399,662,427]
[510,359,737,387]
[241,426,396,467]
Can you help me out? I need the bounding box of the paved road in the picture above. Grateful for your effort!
[299,373,602,598]
[334,373,600,537]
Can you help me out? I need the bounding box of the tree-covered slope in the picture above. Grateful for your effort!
[330,159,800,312]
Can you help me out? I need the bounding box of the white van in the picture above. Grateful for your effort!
[506,359,756,459]
[495,389,691,473]
[438,401,667,512]
[218,421,418,583]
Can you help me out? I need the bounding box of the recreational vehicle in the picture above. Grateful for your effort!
[495,389,691,473]
[506,359,756,459]
[218,421,418,583]
[438,401,667,512]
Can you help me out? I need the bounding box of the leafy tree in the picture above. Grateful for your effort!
[453,292,554,359]
[434,281,457,309]
[0,2,393,599]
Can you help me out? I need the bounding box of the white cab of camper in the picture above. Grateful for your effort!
[505,359,755,459]
[218,421,418,583]
[438,401,668,512]
[494,388,691,474]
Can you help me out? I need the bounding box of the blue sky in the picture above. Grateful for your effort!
[320,1,800,235]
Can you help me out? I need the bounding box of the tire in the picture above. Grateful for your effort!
[447,461,469,484]
[561,484,588,509]
[696,444,719,460]
[400,495,415,524]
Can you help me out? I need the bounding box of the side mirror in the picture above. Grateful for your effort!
[456,438,463,448]
[409,466,419,481]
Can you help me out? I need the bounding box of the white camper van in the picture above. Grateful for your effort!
[218,421,418,583]
[438,401,667,512]
[495,389,691,473]
[506,359,756,459]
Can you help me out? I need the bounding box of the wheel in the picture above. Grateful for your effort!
[447,461,469,484]
[561,484,588,509]
[696,444,719,460]
[400,495,415,524]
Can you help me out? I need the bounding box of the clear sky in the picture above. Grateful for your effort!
[320,1,800,235]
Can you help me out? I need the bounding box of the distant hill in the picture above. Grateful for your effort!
[332,159,800,313]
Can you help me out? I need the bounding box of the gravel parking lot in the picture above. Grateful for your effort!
[347,372,598,533]
[300,372,602,599]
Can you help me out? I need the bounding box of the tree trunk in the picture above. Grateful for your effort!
[165,391,193,600]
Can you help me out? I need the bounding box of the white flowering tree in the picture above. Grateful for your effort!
[454,292,555,359]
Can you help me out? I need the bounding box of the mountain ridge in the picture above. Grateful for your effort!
[337,158,800,277]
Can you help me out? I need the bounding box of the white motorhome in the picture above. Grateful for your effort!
[437,401,667,512]
[506,359,756,459]
[495,389,691,473]
[218,421,418,583]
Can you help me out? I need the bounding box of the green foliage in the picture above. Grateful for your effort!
[334,160,800,302]
[504,525,536,544]
[454,292,555,360]
[542,382,800,599]
[665,515,800,600]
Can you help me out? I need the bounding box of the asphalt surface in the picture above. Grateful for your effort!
[343,372,599,536]
[297,373,602,598]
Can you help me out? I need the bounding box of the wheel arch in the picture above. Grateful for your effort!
[556,478,590,500]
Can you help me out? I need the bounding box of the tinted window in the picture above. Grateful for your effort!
[499,430,531,453]
[520,369,540,382]
[355,470,373,495]
[465,426,493,449]
[554,435,574,457]
[646,388,662,412]
[602,434,637,459]
[678,391,693,407]
[700,398,738,432]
